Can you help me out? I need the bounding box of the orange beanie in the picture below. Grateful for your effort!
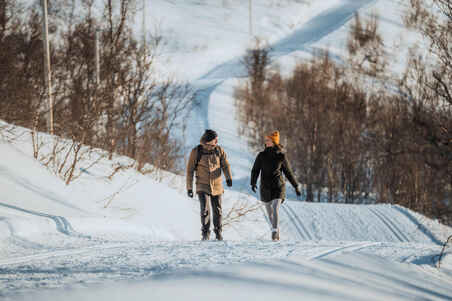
[267,131,280,145]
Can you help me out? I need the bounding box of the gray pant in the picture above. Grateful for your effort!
[198,192,222,234]
[265,199,282,231]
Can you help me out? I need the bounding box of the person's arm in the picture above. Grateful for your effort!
[186,148,197,192]
[250,153,262,187]
[282,154,299,190]
[220,148,232,183]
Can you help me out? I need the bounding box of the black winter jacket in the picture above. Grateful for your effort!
[250,146,299,202]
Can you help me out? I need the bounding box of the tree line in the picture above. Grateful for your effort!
[0,0,193,174]
[235,1,452,225]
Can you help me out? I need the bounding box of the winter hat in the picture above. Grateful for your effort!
[266,131,280,145]
[201,129,218,143]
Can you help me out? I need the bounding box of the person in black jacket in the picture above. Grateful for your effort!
[251,131,301,241]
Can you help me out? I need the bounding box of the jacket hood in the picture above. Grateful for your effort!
[264,144,284,153]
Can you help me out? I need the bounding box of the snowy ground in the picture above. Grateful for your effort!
[2,0,452,300]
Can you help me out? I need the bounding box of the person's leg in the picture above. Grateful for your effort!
[268,199,282,241]
[198,192,211,240]
[211,194,223,240]
[271,199,282,230]
[265,202,274,228]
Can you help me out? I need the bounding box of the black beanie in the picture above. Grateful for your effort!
[201,129,218,143]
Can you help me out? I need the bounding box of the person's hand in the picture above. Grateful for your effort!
[295,186,301,197]
[187,190,194,198]
[226,179,232,187]
[251,185,257,193]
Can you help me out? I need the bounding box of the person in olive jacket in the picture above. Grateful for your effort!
[187,129,232,241]
[251,131,301,241]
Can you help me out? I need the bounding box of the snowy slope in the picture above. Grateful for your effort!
[0,136,200,250]
[1,0,452,300]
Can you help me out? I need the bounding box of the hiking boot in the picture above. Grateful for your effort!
[271,230,280,241]
[202,231,210,241]
[214,230,223,241]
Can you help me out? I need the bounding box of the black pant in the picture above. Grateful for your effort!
[198,192,222,234]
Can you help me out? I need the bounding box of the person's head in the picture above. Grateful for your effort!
[265,131,280,147]
[201,129,218,145]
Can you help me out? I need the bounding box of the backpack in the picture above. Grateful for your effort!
[194,144,222,171]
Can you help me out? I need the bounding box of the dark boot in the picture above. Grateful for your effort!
[271,229,279,241]
[214,229,223,241]
[202,231,210,241]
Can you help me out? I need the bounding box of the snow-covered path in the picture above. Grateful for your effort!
[0,239,448,298]
[1,197,450,298]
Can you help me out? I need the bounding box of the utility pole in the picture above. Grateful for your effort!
[249,0,253,37]
[41,0,53,135]
[94,21,100,84]
[142,0,146,47]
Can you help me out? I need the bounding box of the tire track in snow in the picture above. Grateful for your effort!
[0,202,90,239]
[393,206,443,245]
[368,207,410,242]
[285,202,314,240]
[0,243,130,266]
[308,242,381,260]
[0,217,47,250]
[413,265,452,285]
[280,204,305,240]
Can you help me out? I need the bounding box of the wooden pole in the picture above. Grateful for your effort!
[94,22,100,84]
[249,0,253,37]
[142,0,146,47]
[41,0,53,135]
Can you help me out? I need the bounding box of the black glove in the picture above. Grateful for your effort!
[295,187,301,197]
[187,190,194,198]
[251,185,257,193]
[226,179,232,187]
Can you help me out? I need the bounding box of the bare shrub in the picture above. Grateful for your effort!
[223,197,263,228]
[1,0,193,184]
[347,12,387,77]
[437,235,452,268]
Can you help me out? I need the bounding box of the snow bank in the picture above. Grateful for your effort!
[0,127,199,255]
[15,253,452,301]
